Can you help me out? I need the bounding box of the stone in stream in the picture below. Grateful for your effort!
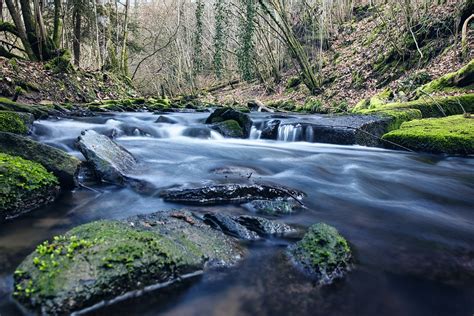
[235,215,295,235]
[288,223,352,285]
[260,119,281,140]
[203,213,260,240]
[205,108,253,138]
[0,132,81,189]
[210,120,244,138]
[155,115,178,124]
[13,210,243,315]
[243,199,302,217]
[0,153,60,221]
[160,183,305,205]
[76,130,137,185]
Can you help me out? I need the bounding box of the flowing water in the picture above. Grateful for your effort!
[1,111,474,315]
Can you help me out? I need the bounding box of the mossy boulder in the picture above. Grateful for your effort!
[382,115,474,155]
[0,97,50,119]
[0,111,34,134]
[205,108,253,138]
[0,132,81,189]
[211,119,244,138]
[13,211,242,314]
[0,153,59,221]
[416,59,474,95]
[288,223,352,285]
[265,99,297,111]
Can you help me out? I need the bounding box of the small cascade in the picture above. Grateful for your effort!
[277,124,304,142]
[250,125,262,140]
[305,126,314,142]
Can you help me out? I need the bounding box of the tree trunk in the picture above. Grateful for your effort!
[52,0,63,47]
[73,4,81,67]
[5,0,35,59]
[120,0,130,75]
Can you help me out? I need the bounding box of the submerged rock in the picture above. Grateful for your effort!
[235,215,295,235]
[260,119,281,139]
[0,132,81,189]
[211,120,244,138]
[205,108,253,138]
[76,130,137,185]
[204,213,260,240]
[160,183,305,205]
[13,211,243,314]
[0,153,59,221]
[155,115,178,124]
[288,223,352,285]
[243,199,302,216]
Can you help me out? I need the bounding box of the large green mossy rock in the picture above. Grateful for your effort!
[14,211,242,314]
[0,111,34,134]
[0,153,59,221]
[0,132,81,189]
[0,97,50,119]
[206,108,253,138]
[288,223,352,285]
[211,119,244,138]
[382,115,474,155]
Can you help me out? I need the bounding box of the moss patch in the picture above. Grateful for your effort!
[288,223,352,285]
[0,97,50,119]
[0,153,59,221]
[212,119,244,138]
[0,111,32,134]
[382,115,474,155]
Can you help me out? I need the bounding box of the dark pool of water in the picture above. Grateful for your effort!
[1,112,473,315]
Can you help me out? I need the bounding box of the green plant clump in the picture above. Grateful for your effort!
[0,153,59,220]
[0,111,30,134]
[382,115,474,155]
[288,223,352,285]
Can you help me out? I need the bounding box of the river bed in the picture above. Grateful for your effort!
[1,111,473,315]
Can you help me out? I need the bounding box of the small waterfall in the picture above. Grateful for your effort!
[305,126,314,142]
[277,124,303,142]
[250,125,262,140]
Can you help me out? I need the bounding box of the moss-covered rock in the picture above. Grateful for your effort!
[0,153,59,221]
[211,119,244,138]
[44,50,74,74]
[382,115,474,155]
[265,99,298,111]
[205,108,252,138]
[0,111,33,134]
[14,211,242,314]
[416,59,474,95]
[353,89,393,112]
[0,132,81,189]
[288,223,352,285]
[0,97,50,119]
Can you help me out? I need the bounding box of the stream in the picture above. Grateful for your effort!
[1,111,474,315]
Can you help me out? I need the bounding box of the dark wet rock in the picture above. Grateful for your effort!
[76,130,137,185]
[261,120,281,140]
[288,223,352,285]
[182,127,212,139]
[13,210,243,315]
[155,115,178,124]
[0,153,59,221]
[211,166,261,177]
[160,183,305,205]
[0,132,81,189]
[211,120,244,138]
[203,213,260,240]
[235,215,295,235]
[243,199,301,216]
[205,108,253,138]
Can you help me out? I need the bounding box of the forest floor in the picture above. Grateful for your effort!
[206,3,474,111]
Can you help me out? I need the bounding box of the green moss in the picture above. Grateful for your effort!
[0,111,30,134]
[266,99,297,111]
[382,115,474,155]
[0,153,58,220]
[0,97,49,119]
[416,59,474,95]
[286,76,302,90]
[299,97,324,113]
[288,223,352,284]
[213,119,244,138]
[44,50,74,74]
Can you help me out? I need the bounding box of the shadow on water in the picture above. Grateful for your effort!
[1,112,474,315]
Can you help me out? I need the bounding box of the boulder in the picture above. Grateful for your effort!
[205,108,253,138]
[235,215,295,235]
[260,119,281,139]
[0,111,34,134]
[203,213,259,240]
[155,115,178,124]
[160,183,305,205]
[288,223,352,285]
[0,153,59,221]
[243,199,301,216]
[211,120,244,138]
[13,210,243,314]
[0,132,81,189]
[76,130,137,185]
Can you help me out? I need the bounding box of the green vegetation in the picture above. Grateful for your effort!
[382,115,474,155]
[0,98,50,119]
[0,153,58,220]
[44,50,74,74]
[213,119,244,138]
[288,223,352,284]
[0,111,31,134]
